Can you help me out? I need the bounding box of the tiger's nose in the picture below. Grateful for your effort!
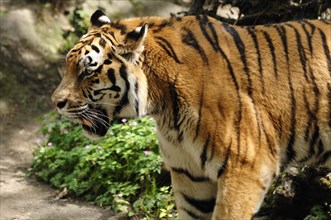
[51,96,68,110]
[56,99,68,109]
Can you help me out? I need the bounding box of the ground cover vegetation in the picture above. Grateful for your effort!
[29,113,176,219]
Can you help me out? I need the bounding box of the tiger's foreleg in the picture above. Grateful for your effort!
[212,155,278,220]
[170,169,217,220]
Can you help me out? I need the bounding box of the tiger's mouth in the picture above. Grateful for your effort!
[78,107,110,138]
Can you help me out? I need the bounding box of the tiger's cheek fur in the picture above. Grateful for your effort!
[120,65,148,118]
[99,67,148,119]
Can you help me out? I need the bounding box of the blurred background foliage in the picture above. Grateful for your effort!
[1,0,330,219]
[187,0,330,24]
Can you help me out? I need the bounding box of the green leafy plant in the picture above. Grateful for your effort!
[61,7,89,53]
[304,203,331,220]
[30,112,176,218]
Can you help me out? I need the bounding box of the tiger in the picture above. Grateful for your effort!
[51,9,331,220]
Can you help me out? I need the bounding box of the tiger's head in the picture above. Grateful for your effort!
[51,10,148,139]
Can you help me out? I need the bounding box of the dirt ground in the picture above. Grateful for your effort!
[0,88,117,220]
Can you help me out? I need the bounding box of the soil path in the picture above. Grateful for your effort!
[0,106,117,220]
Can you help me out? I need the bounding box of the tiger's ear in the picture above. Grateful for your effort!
[113,24,148,64]
[90,10,110,28]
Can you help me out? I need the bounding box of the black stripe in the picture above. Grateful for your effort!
[274,25,289,64]
[317,140,324,157]
[114,65,130,115]
[223,23,253,97]
[108,31,118,43]
[261,120,275,156]
[70,46,84,54]
[247,26,265,94]
[107,68,116,84]
[309,65,320,130]
[301,24,313,56]
[78,69,89,82]
[317,28,331,74]
[218,53,241,156]
[102,34,116,46]
[318,151,331,165]
[309,123,319,155]
[67,53,74,60]
[254,107,262,151]
[298,153,311,164]
[286,71,297,163]
[209,122,218,161]
[181,27,209,65]
[262,31,278,78]
[95,64,103,74]
[328,83,331,128]
[305,20,316,33]
[303,90,312,140]
[303,84,319,142]
[91,45,100,53]
[82,89,88,98]
[104,59,112,65]
[94,33,101,38]
[274,25,291,141]
[182,193,215,213]
[200,134,210,169]
[218,142,231,178]
[181,208,202,219]
[155,36,182,64]
[99,37,106,48]
[195,89,203,141]
[134,82,139,116]
[275,24,297,162]
[93,86,121,96]
[111,22,127,34]
[303,21,316,55]
[198,15,219,52]
[278,115,283,140]
[80,38,93,45]
[88,93,105,102]
[169,82,183,141]
[111,85,121,92]
[176,16,183,22]
[152,19,173,33]
[89,62,98,67]
[172,167,209,182]
[286,24,309,81]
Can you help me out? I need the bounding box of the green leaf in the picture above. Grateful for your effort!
[29,114,174,218]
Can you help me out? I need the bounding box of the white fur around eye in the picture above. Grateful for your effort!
[80,49,103,71]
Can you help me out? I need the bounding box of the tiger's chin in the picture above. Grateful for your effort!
[82,123,109,140]
[79,108,110,140]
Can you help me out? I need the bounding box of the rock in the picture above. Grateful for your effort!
[257,165,331,219]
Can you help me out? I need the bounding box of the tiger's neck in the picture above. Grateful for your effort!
[137,17,198,143]
[114,16,197,117]
[141,19,184,116]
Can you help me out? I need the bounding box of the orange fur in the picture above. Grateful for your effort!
[52,11,331,219]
